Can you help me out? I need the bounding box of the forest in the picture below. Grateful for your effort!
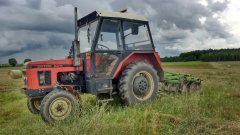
[162,48,240,62]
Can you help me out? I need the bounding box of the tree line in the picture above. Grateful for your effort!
[0,58,32,67]
[161,48,240,62]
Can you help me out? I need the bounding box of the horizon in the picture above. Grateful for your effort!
[0,0,240,63]
[1,47,240,64]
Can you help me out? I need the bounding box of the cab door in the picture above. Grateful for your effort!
[93,19,123,78]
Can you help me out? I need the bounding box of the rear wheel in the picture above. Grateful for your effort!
[40,90,78,123]
[118,61,159,105]
[27,98,42,114]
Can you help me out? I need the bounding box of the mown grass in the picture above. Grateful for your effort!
[0,62,240,135]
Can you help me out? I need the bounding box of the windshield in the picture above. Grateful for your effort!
[78,20,99,53]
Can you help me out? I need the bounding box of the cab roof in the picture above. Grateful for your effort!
[78,11,148,27]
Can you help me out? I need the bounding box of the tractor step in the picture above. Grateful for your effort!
[97,98,114,103]
[97,87,113,94]
[112,91,118,95]
[96,86,114,102]
[88,78,117,102]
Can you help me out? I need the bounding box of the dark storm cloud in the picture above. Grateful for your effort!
[48,34,72,49]
[110,0,230,38]
[0,50,21,57]
[0,0,10,6]
[0,32,72,58]
[12,20,73,34]
[0,0,76,63]
[0,7,74,33]
[204,17,231,38]
[0,0,234,63]
[160,30,187,41]
[0,41,42,57]
[111,0,210,29]
[109,0,231,55]
[207,0,229,12]
[25,0,41,9]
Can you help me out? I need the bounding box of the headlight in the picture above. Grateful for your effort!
[38,71,51,86]
[39,72,45,85]
[22,71,27,85]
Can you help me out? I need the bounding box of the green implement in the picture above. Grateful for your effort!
[160,71,202,94]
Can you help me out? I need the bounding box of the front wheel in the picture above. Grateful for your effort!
[40,90,78,123]
[118,61,159,105]
[27,98,42,114]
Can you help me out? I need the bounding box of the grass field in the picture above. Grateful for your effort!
[0,62,240,135]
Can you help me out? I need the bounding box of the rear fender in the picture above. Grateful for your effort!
[112,52,164,81]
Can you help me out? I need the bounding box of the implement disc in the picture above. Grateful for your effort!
[189,82,201,92]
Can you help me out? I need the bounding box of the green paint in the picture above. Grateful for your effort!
[163,71,202,85]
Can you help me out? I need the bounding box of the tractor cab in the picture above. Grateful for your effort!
[72,10,158,97]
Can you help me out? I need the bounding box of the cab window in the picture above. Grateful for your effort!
[79,20,98,53]
[123,21,153,50]
[96,19,122,50]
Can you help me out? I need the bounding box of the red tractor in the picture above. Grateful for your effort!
[10,8,164,123]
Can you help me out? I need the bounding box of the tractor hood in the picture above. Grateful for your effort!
[24,58,79,68]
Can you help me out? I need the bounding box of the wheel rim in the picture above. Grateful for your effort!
[49,97,72,120]
[132,71,154,100]
[33,99,41,110]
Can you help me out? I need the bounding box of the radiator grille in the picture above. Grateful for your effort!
[38,71,51,86]
[22,71,27,85]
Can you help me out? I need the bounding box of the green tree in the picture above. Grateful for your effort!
[24,59,31,63]
[8,58,17,67]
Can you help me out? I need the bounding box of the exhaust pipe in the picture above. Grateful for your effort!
[73,7,81,67]
[8,70,23,79]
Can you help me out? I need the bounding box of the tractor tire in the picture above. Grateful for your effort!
[118,61,159,105]
[27,98,42,114]
[40,89,78,123]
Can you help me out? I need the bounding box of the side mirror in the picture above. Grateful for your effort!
[131,24,139,35]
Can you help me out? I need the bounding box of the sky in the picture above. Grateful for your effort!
[0,0,240,63]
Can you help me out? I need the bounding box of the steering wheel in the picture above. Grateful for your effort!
[97,44,110,50]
